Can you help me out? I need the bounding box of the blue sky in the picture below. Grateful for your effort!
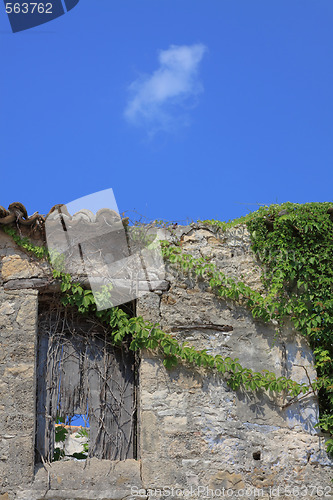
[0,1,332,223]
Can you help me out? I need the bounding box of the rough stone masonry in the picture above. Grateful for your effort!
[0,213,332,499]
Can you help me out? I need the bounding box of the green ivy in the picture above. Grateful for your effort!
[2,209,332,453]
[243,202,333,450]
[2,226,48,260]
[1,224,310,396]
[197,212,256,232]
[54,267,310,396]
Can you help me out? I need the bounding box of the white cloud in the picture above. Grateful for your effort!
[124,44,207,134]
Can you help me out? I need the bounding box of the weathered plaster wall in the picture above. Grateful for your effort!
[137,225,332,495]
[0,224,332,499]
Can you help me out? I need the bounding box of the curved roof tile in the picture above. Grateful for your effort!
[0,203,129,230]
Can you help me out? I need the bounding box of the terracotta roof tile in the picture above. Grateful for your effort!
[0,203,129,231]
[0,202,45,229]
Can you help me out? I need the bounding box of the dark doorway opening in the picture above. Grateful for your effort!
[35,296,138,463]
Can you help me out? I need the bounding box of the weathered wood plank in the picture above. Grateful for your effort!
[36,302,136,462]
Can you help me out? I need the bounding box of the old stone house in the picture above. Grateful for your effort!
[0,203,332,500]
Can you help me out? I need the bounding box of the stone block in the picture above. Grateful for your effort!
[1,255,43,281]
[141,458,186,487]
[16,297,37,329]
[136,292,161,324]
[4,363,34,378]
[209,471,245,490]
[0,302,15,316]
[170,370,202,390]
[163,416,188,433]
[141,411,161,453]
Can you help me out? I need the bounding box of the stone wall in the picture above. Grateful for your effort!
[0,288,37,491]
[137,225,332,495]
[0,224,332,499]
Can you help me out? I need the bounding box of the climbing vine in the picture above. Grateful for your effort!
[2,204,333,453]
[54,267,311,398]
[245,202,333,452]
[194,203,333,451]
